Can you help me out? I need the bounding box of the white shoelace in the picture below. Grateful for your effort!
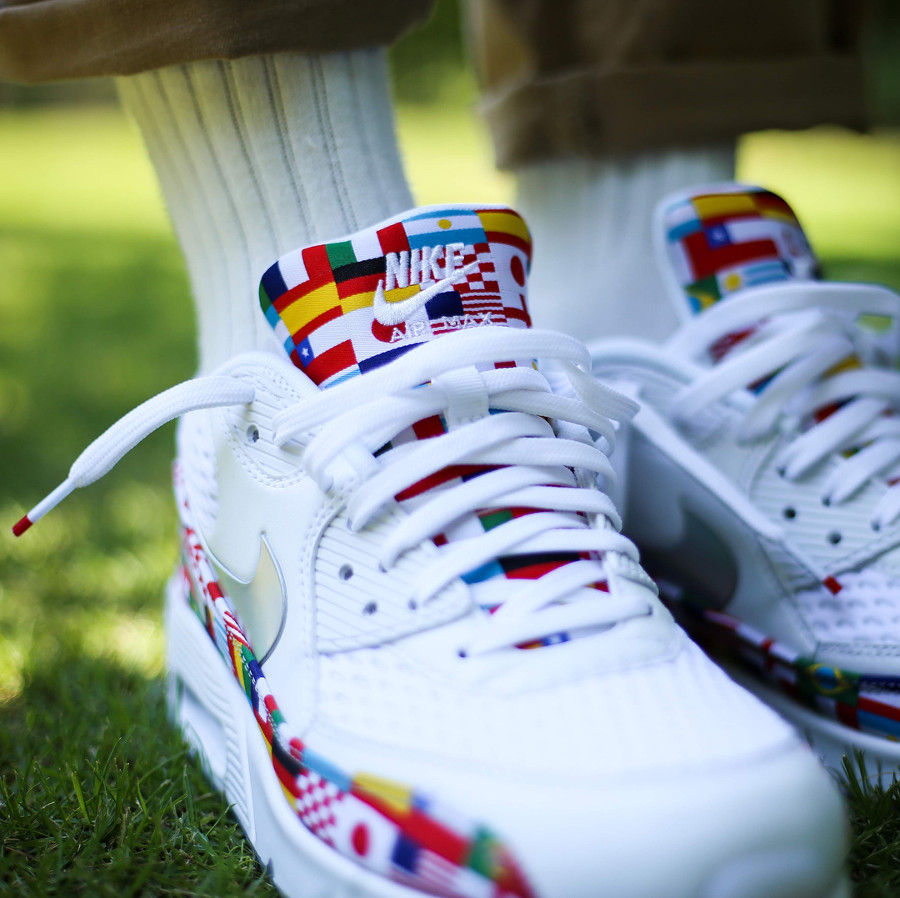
[667,282,900,530]
[15,327,652,655]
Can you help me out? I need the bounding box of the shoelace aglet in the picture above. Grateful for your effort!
[12,479,75,537]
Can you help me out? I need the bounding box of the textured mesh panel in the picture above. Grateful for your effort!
[316,638,790,778]
[315,509,471,651]
[795,569,900,646]
[222,366,306,479]
[751,452,890,569]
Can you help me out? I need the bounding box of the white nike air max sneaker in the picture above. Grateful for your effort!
[16,204,848,898]
[590,184,900,783]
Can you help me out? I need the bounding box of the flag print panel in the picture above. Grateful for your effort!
[259,205,533,387]
[176,478,537,898]
[662,187,820,313]
[666,596,900,745]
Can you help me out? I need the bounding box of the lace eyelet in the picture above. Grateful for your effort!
[871,521,882,532]
[827,531,842,545]
[245,424,260,444]
[338,564,353,581]
[821,496,831,507]
[362,601,377,615]
[407,599,418,611]
[782,507,797,520]
[456,648,468,659]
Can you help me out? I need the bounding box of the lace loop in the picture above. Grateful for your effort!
[671,285,900,526]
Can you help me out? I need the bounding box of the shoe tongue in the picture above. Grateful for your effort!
[259,204,533,387]
[658,185,821,318]
[259,205,601,646]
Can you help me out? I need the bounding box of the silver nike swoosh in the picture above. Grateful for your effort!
[373,260,481,326]
[207,534,286,664]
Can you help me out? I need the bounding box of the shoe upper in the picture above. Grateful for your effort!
[19,202,846,898]
[592,184,900,737]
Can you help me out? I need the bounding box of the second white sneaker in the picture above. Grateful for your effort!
[592,183,900,783]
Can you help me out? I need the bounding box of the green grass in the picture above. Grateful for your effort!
[1,102,900,895]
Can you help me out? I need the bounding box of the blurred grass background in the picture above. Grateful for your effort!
[1,1,900,894]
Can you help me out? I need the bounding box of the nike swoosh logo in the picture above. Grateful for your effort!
[373,260,481,326]
[208,534,286,664]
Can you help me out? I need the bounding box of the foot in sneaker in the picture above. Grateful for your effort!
[591,183,900,782]
[17,204,848,897]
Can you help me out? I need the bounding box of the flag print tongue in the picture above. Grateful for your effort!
[259,205,532,387]
[660,185,820,316]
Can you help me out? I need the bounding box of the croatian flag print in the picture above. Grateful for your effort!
[259,205,532,388]
[662,186,820,314]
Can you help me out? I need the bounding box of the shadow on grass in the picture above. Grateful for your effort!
[0,650,276,897]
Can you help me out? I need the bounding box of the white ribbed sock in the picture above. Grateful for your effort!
[117,50,413,372]
[516,146,735,346]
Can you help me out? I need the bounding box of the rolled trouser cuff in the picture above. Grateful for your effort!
[0,0,436,83]
[481,55,868,168]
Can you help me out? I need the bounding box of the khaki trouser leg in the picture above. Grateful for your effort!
[0,0,435,82]
[0,0,870,167]
[465,0,870,167]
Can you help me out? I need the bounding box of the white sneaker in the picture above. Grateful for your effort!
[591,183,900,782]
[18,204,848,898]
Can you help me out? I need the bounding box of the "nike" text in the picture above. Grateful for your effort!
[384,242,466,291]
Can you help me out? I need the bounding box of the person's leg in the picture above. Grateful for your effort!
[514,148,734,343]
[0,0,434,82]
[0,0,431,373]
[116,51,413,370]
[465,0,868,344]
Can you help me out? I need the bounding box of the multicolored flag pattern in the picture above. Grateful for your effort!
[259,205,532,388]
[662,186,820,314]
